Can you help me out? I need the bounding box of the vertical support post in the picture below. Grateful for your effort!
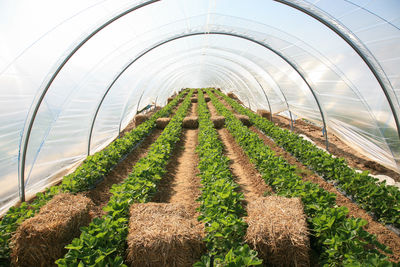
[135,90,145,115]
[288,110,294,131]
[254,77,273,122]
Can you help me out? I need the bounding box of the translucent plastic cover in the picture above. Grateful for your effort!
[0,0,399,213]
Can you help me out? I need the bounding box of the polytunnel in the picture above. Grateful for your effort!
[1,0,400,265]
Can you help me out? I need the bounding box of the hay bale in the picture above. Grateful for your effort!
[204,96,211,102]
[235,114,252,126]
[135,114,149,127]
[126,203,205,267]
[156,118,170,129]
[191,97,198,103]
[211,116,225,129]
[227,92,243,104]
[10,193,94,267]
[257,109,271,120]
[227,92,238,99]
[183,117,198,129]
[167,97,174,103]
[245,196,310,267]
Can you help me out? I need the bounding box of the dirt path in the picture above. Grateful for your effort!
[153,129,200,216]
[83,129,162,217]
[152,103,201,216]
[207,94,272,200]
[251,126,400,262]
[218,128,273,203]
[205,96,218,117]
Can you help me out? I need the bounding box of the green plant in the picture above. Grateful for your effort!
[195,89,262,266]
[56,91,194,266]
[207,89,393,266]
[0,90,187,265]
[215,89,400,228]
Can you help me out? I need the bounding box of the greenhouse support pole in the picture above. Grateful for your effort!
[18,0,159,202]
[254,77,273,121]
[135,90,146,115]
[288,110,294,132]
[275,0,399,148]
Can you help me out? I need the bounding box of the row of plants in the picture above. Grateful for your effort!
[0,91,186,264]
[56,90,194,266]
[194,90,262,266]
[215,89,400,228]
[207,89,394,266]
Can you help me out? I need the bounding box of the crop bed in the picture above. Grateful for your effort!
[1,88,400,266]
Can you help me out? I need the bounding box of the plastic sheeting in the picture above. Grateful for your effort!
[0,0,399,213]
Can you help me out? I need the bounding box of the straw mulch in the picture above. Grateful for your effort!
[211,116,225,129]
[257,109,271,120]
[245,196,310,267]
[135,114,149,127]
[183,117,199,129]
[10,193,94,267]
[235,114,252,126]
[126,203,205,267]
[191,97,198,103]
[156,118,170,129]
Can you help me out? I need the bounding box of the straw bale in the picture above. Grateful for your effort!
[183,117,199,129]
[126,203,205,267]
[204,96,211,102]
[10,193,94,267]
[211,116,225,129]
[245,196,310,267]
[257,109,271,120]
[191,97,198,103]
[167,97,174,103]
[227,92,238,99]
[156,118,170,129]
[227,92,243,104]
[135,114,149,127]
[235,114,252,126]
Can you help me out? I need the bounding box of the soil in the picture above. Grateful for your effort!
[83,129,163,218]
[218,128,273,202]
[206,95,272,201]
[152,102,201,217]
[252,126,400,262]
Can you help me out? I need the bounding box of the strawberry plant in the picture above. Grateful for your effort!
[216,89,400,228]
[207,89,393,266]
[0,90,187,265]
[194,90,262,266]
[56,90,193,266]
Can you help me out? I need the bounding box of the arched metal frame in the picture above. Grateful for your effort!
[19,0,400,202]
[17,0,160,201]
[92,41,300,154]
[87,31,329,159]
[274,0,400,142]
[114,46,268,135]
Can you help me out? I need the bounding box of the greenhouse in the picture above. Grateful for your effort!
[1,0,400,266]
